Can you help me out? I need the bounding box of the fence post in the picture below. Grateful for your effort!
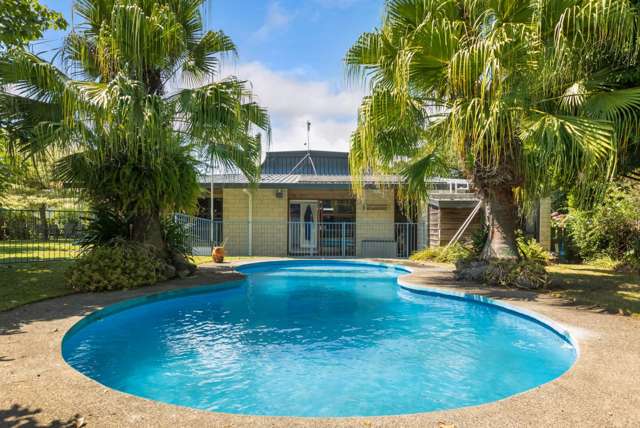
[39,204,49,241]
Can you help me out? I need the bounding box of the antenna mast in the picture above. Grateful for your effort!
[288,120,317,176]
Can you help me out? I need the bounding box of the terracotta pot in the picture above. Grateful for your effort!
[212,246,225,263]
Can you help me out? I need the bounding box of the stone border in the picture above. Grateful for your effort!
[1,259,639,427]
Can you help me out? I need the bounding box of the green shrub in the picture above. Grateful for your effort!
[79,210,191,260]
[77,209,131,249]
[484,259,549,290]
[623,236,640,273]
[162,216,191,258]
[2,211,35,239]
[620,254,640,273]
[516,232,552,265]
[597,250,640,274]
[587,255,622,270]
[567,182,640,265]
[411,243,473,264]
[65,241,168,292]
[470,226,489,256]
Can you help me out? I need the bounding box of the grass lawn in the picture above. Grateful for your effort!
[0,255,258,312]
[0,262,75,312]
[0,240,80,263]
[548,264,640,317]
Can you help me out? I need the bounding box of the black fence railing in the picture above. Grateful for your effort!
[0,208,91,264]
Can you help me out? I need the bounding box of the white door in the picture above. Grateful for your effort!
[289,200,318,253]
[299,201,318,249]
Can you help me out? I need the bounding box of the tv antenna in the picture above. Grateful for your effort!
[288,120,317,175]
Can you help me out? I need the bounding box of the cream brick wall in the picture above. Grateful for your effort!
[222,188,288,256]
[251,188,288,257]
[223,186,401,257]
[356,188,395,256]
[222,188,249,256]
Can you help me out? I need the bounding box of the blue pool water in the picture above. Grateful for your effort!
[62,261,576,417]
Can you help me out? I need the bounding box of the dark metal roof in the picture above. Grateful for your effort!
[261,151,350,175]
[199,150,474,191]
[201,173,400,188]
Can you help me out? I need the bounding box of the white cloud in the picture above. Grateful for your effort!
[270,116,356,152]
[233,62,362,119]
[224,62,364,153]
[253,1,293,41]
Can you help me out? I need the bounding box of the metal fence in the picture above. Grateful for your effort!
[0,209,429,264]
[0,208,90,264]
[174,214,429,259]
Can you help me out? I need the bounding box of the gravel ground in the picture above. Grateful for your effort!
[1,259,639,427]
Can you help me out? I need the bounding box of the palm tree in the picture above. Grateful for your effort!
[0,0,269,264]
[346,0,640,260]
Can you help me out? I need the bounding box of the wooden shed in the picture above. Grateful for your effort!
[426,195,483,247]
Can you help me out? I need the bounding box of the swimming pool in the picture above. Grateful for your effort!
[62,260,577,417]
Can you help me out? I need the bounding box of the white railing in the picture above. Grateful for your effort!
[429,178,471,193]
[174,214,428,258]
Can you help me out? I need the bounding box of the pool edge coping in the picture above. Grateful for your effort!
[60,257,580,419]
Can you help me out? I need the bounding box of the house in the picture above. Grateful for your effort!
[190,150,496,258]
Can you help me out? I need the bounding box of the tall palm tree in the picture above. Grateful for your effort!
[346,0,640,260]
[0,0,269,263]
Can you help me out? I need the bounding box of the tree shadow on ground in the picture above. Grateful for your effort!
[547,265,640,316]
[0,404,78,428]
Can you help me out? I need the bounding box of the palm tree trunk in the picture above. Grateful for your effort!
[131,211,195,275]
[131,212,165,252]
[480,186,520,261]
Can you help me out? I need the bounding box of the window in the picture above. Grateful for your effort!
[197,198,223,221]
[319,200,355,223]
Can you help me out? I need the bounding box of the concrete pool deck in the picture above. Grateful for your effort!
[1,259,639,427]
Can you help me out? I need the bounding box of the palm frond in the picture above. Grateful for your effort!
[1,0,268,221]
[181,30,236,82]
[346,0,640,209]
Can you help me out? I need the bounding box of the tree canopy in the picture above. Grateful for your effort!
[0,0,67,48]
[346,0,640,259]
[0,0,270,260]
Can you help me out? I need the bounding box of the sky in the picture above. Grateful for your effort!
[36,0,385,153]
